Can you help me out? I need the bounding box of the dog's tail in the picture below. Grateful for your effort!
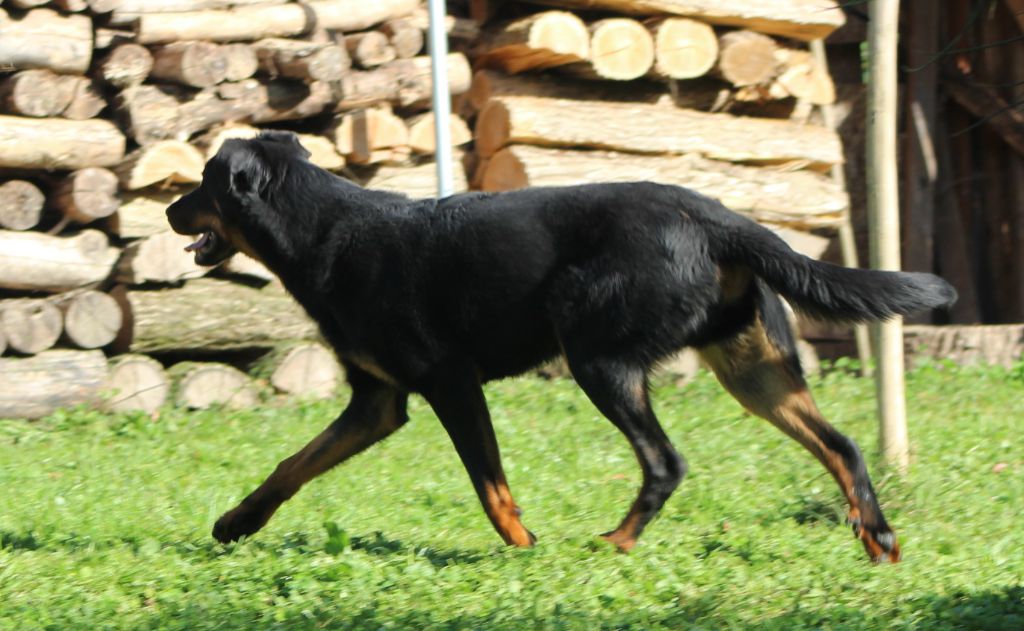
[707,218,957,322]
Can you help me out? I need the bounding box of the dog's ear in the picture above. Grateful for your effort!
[225,141,272,201]
[258,130,312,160]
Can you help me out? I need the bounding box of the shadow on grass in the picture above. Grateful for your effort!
[349,531,486,567]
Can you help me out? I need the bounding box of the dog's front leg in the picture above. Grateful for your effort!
[213,372,408,543]
[420,363,536,547]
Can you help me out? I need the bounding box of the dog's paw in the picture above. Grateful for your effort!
[847,514,901,563]
[599,529,637,553]
[212,502,271,543]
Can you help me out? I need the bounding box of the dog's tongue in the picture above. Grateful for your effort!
[184,232,210,252]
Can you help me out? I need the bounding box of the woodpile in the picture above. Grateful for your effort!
[0,0,863,419]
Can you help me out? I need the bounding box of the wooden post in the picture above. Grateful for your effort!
[867,0,908,471]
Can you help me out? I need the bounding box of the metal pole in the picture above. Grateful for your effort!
[867,0,909,472]
[427,0,455,198]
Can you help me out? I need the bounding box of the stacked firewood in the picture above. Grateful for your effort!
[0,0,476,419]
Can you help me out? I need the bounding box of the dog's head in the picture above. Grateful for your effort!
[166,131,311,267]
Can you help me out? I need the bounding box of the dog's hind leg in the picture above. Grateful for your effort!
[697,289,901,563]
[419,362,535,547]
[212,368,408,543]
[566,356,687,552]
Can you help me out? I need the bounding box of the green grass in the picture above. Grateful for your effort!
[1,362,1021,630]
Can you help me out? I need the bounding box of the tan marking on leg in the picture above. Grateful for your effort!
[483,480,534,547]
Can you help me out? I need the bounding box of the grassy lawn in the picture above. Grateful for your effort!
[0,362,1021,630]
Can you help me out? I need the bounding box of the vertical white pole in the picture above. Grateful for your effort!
[867,0,909,472]
[427,0,455,198]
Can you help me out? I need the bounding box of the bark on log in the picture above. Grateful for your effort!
[332,53,471,110]
[476,11,590,74]
[221,43,259,81]
[109,190,181,239]
[480,145,848,228]
[563,18,654,81]
[0,8,93,75]
[381,17,424,59]
[254,38,350,82]
[362,155,470,198]
[715,30,780,87]
[0,299,63,355]
[116,231,213,285]
[468,69,665,112]
[518,0,845,41]
[135,0,418,44]
[56,289,123,350]
[150,40,229,88]
[0,350,108,419]
[0,69,76,118]
[0,180,45,231]
[255,342,341,398]
[345,31,396,69]
[0,115,125,170]
[95,44,154,89]
[407,113,472,155]
[105,354,170,414]
[111,278,318,355]
[474,95,843,168]
[169,361,259,409]
[647,17,718,79]
[333,107,410,164]
[52,168,121,224]
[0,229,120,292]
[116,140,205,190]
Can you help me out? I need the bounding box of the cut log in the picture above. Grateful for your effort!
[151,41,229,88]
[715,30,780,87]
[468,69,665,112]
[0,116,125,170]
[254,38,350,82]
[0,180,45,231]
[903,324,1024,369]
[476,11,590,74]
[474,95,843,168]
[0,229,120,292]
[256,342,342,398]
[332,53,472,110]
[647,17,718,79]
[0,299,63,355]
[117,231,213,285]
[479,145,848,228]
[109,0,289,14]
[0,325,6,357]
[773,48,836,105]
[219,252,275,282]
[0,8,93,75]
[565,18,654,81]
[52,168,121,224]
[94,27,135,49]
[333,107,410,164]
[95,44,154,89]
[169,361,259,410]
[111,278,318,355]
[306,0,420,32]
[0,350,109,419]
[55,289,123,350]
[105,354,170,414]
[110,190,181,239]
[221,44,259,82]
[116,141,205,190]
[136,4,313,44]
[62,76,107,120]
[407,112,472,155]
[202,125,345,170]
[345,31,396,69]
[8,0,51,8]
[0,69,76,118]
[363,156,470,198]
[54,0,89,11]
[518,0,845,41]
[381,17,424,59]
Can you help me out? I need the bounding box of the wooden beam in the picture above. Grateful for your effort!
[945,80,1024,158]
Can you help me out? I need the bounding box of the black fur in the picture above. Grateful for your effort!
[166,132,955,559]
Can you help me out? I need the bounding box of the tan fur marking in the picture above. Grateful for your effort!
[483,480,533,547]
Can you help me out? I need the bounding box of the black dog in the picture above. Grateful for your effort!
[167,131,955,563]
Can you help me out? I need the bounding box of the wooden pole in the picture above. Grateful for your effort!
[867,0,908,471]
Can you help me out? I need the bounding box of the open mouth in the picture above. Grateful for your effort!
[184,231,214,254]
[183,230,233,266]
